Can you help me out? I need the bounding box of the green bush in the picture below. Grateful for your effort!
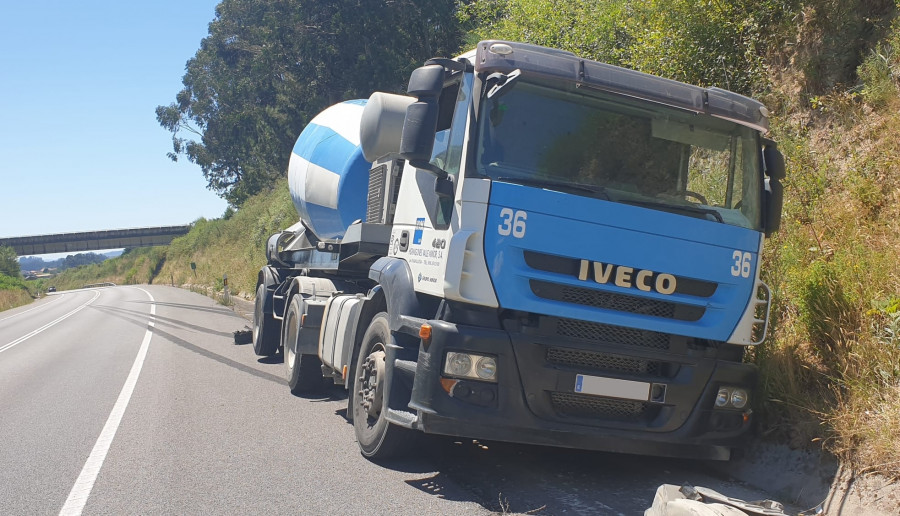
[858,16,900,107]
[459,0,797,95]
[859,48,897,106]
[0,273,27,291]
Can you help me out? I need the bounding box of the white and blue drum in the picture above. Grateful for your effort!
[288,100,370,241]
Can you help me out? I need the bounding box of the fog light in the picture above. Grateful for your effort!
[475,356,497,380]
[445,352,472,377]
[715,388,730,407]
[730,389,748,409]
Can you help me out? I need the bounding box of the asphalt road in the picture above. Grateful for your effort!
[0,285,794,515]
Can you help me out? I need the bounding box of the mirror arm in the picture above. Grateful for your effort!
[409,160,448,180]
[487,69,522,99]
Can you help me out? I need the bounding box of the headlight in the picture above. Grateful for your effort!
[715,388,730,407]
[714,386,750,409]
[730,389,748,409]
[445,352,472,377]
[443,352,497,382]
[475,356,497,380]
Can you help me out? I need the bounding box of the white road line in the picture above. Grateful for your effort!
[59,287,156,516]
[0,293,62,323]
[0,291,100,354]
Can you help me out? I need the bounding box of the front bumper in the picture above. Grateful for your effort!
[408,318,756,460]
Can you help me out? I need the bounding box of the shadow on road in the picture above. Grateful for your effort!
[150,325,286,385]
[89,304,285,386]
[92,304,237,339]
[129,299,236,316]
[257,354,282,365]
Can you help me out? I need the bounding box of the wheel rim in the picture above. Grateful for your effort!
[358,345,386,420]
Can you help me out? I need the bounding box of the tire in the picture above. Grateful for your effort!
[352,312,414,459]
[284,295,324,394]
[253,282,279,357]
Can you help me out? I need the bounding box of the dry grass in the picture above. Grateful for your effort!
[0,288,32,312]
[755,66,900,475]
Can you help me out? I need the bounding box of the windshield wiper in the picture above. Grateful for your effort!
[496,177,610,200]
[619,199,724,223]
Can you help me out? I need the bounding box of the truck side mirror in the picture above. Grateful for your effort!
[399,65,444,172]
[763,145,786,180]
[763,144,785,237]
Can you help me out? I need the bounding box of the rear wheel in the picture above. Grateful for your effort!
[284,295,324,394]
[252,283,279,357]
[352,312,414,459]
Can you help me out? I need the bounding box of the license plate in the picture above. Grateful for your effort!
[574,374,650,401]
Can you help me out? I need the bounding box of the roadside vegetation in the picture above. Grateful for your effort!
[51,180,296,300]
[0,274,32,312]
[51,0,900,477]
[0,245,32,312]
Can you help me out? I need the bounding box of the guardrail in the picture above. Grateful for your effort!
[81,282,116,289]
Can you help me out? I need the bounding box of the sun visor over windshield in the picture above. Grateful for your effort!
[474,40,769,133]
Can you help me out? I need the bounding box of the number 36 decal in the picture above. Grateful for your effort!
[731,251,752,278]
[498,208,527,238]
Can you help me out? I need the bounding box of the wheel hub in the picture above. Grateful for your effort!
[359,349,386,418]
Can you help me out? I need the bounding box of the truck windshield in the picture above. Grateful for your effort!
[475,81,763,230]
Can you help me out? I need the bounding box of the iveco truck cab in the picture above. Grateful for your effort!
[253,40,785,461]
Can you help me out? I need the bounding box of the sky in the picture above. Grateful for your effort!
[0,1,227,243]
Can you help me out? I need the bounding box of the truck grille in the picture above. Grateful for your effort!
[556,317,670,350]
[550,392,651,422]
[530,280,704,322]
[547,347,662,377]
[366,164,386,223]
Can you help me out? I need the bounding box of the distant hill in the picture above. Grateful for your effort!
[19,252,110,272]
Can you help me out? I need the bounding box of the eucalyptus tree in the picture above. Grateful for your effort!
[158,0,461,205]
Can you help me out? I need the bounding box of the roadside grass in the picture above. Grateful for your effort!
[50,247,163,290]
[0,285,32,312]
[50,180,296,304]
[755,70,900,474]
[0,273,35,311]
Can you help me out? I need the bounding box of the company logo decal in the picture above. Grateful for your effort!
[417,272,437,284]
[413,218,425,245]
[577,260,677,295]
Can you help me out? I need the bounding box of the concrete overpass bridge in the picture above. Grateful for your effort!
[0,225,192,256]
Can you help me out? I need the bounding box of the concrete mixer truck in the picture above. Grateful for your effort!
[252,40,785,460]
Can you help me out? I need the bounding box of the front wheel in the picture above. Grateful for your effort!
[284,295,324,394]
[352,312,414,459]
[252,283,279,357]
